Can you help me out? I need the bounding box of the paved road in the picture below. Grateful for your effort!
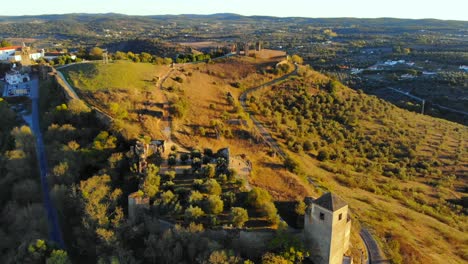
[388,87,468,116]
[360,228,389,264]
[30,77,65,247]
[239,64,298,159]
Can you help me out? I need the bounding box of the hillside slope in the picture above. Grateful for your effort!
[246,66,468,263]
[60,57,467,263]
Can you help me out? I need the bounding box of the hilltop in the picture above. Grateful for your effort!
[59,55,467,263]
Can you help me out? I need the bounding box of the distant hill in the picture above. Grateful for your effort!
[0,13,466,39]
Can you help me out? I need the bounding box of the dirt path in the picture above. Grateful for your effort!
[239,63,299,159]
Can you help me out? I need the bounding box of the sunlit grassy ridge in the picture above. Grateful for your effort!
[59,61,172,140]
[60,61,160,91]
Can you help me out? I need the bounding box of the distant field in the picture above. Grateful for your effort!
[60,61,165,91]
[178,41,220,49]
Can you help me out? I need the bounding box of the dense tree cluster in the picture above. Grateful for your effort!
[176,53,211,63]
[251,70,466,230]
[131,147,256,228]
[0,99,71,262]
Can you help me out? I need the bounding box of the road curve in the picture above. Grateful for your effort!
[239,63,298,159]
[30,77,65,247]
[360,228,389,264]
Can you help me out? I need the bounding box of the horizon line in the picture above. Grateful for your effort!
[0,12,467,22]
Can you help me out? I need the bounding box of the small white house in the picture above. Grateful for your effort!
[0,46,21,61]
[30,49,45,60]
[0,46,44,62]
[5,67,30,85]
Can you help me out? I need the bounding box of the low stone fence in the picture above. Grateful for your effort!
[45,65,114,127]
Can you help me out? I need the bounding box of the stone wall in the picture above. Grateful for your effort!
[47,65,114,127]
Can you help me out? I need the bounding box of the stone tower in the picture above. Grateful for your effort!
[236,42,242,55]
[304,192,351,264]
[128,191,150,222]
[255,41,262,51]
[244,42,250,56]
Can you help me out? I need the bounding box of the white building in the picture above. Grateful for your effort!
[0,46,44,62]
[0,46,21,61]
[5,68,30,85]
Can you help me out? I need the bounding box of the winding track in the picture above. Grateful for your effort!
[239,63,299,159]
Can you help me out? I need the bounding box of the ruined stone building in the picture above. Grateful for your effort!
[304,192,352,264]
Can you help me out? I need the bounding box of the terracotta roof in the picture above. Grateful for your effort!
[313,192,347,212]
[0,46,21,51]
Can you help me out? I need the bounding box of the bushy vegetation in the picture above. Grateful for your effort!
[250,67,467,262]
[0,91,71,262]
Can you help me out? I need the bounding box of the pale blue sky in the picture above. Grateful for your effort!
[4,0,467,20]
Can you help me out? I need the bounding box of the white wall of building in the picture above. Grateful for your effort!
[5,71,30,85]
[0,49,17,60]
[30,52,43,60]
[8,55,22,62]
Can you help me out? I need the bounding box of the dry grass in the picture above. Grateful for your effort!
[59,61,172,140]
[65,57,467,263]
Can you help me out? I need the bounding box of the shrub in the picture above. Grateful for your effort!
[161,190,176,205]
[284,156,300,173]
[248,187,273,209]
[185,206,205,220]
[168,156,177,166]
[203,179,222,195]
[230,207,249,228]
[198,127,206,136]
[142,174,160,198]
[180,153,190,164]
[317,149,330,161]
[174,76,184,83]
[303,141,313,151]
[202,164,216,178]
[221,191,236,208]
[204,195,224,215]
[165,171,176,181]
[295,200,306,216]
[188,190,204,205]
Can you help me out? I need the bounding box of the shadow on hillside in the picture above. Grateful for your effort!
[275,201,303,229]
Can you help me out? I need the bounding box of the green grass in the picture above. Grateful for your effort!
[59,61,160,91]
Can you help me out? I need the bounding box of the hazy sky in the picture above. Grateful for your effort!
[4,0,467,20]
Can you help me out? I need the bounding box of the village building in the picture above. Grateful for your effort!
[5,65,30,85]
[0,45,44,63]
[0,46,22,61]
[304,193,352,264]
